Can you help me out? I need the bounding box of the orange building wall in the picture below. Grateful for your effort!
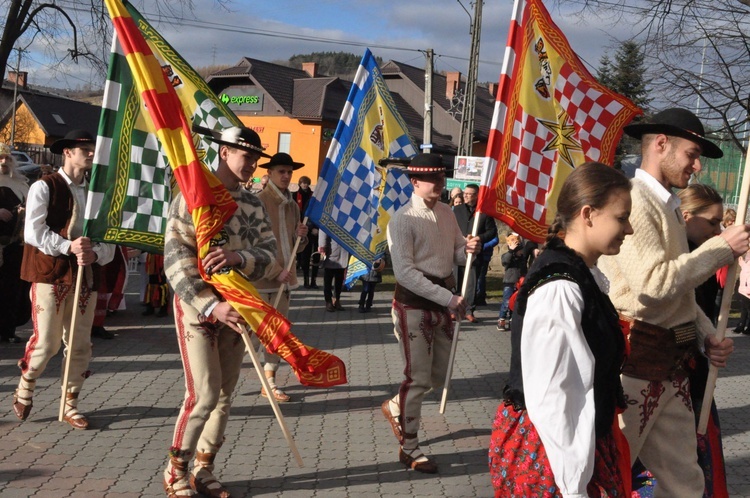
[0,103,46,145]
[238,115,329,187]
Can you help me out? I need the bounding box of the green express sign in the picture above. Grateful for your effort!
[220,86,264,111]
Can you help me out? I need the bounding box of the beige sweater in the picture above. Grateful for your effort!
[598,177,734,343]
[253,183,307,292]
[387,194,467,307]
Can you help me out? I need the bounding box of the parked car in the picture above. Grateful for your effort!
[11,151,43,183]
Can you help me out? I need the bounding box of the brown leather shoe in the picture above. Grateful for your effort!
[260,386,291,402]
[63,412,89,430]
[164,477,196,497]
[190,474,231,498]
[325,302,335,312]
[381,399,402,443]
[12,391,32,421]
[399,447,438,473]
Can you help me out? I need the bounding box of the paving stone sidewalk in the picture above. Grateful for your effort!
[1,275,750,497]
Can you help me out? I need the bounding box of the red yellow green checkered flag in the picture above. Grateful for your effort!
[103,0,346,388]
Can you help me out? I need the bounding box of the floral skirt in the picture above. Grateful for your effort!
[488,403,628,498]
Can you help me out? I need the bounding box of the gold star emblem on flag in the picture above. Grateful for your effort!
[538,110,582,167]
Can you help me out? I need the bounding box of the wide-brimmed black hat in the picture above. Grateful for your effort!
[192,124,271,158]
[50,129,96,154]
[405,153,452,176]
[259,152,305,170]
[623,108,723,159]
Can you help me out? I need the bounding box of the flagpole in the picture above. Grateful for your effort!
[272,216,308,309]
[439,214,482,414]
[697,144,750,434]
[239,324,304,467]
[59,267,85,421]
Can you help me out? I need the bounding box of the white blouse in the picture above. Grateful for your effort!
[521,266,609,498]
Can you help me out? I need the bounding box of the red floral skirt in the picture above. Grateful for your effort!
[488,403,628,498]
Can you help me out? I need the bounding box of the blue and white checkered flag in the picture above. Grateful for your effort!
[306,49,417,274]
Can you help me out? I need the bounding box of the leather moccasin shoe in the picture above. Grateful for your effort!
[399,447,438,474]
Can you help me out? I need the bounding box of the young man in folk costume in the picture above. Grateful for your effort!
[382,153,481,473]
[162,125,279,498]
[13,130,115,429]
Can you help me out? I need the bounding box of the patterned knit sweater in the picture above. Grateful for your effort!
[387,194,468,307]
[165,187,279,316]
[598,177,734,343]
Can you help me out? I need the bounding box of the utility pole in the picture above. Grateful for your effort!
[423,49,434,151]
[458,0,483,157]
[10,47,21,148]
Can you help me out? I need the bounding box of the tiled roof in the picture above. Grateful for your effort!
[1,92,100,140]
[390,92,455,153]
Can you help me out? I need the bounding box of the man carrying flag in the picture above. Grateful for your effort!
[163,125,277,498]
[382,153,481,473]
[13,130,115,430]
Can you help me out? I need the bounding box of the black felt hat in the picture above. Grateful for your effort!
[258,152,305,170]
[50,129,96,154]
[405,153,452,176]
[623,108,723,159]
[192,124,271,158]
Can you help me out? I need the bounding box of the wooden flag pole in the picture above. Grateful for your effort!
[697,147,750,434]
[439,214,482,414]
[239,324,304,467]
[272,216,308,309]
[59,267,85,421]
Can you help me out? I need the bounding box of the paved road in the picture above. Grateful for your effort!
[1,273,750,497]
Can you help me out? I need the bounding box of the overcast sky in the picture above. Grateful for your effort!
[15,0,644,91]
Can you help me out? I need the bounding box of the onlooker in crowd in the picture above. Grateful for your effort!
[259,174,269,190]
[496,233,525,331]
[162,125,277,498]
[358,256,385,313]
[142,253,169,317]
[91,245,129,339]
[474,233,498,306]
[14,130,115,429]
[722,208,736,229]
[598,108,749,497]
[318,230,349,312]
[715,207,738,312]
[450,193,464,208]
[295,175,319,289]
[0,144,30,343]
[383,153,481,473]
[452,183,497,323]
[489,162,632,497]
[633,183,730,496]
[253,152,309,403]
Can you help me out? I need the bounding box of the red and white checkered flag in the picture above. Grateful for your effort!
[478,0,642,242]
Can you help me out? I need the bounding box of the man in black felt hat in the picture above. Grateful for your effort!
[13,129,116,430]
[162,124,280,497]
[381,153,481,473]
[249,152,309,403]
[599,108,750,496]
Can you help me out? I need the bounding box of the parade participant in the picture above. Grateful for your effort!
[598,108,750,497]
[294,175,318,289]
[452,183,497,323]
[318,230,349,312]
[162,125,278,498]
[13,130,115,429]
[252,152,309,402]
[633,183,730,497]
[382,153,481,473]
[0,144,29,343]
[489,162,632,497]
[496,233,525,331]
[358,256,385,313]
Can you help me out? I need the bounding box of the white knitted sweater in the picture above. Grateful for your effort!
[598,178,734,343]
[387,194,468,307]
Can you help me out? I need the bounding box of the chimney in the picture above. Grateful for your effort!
[8,71,28,89]
[302,62,318,78]
[446,71,461,100]
[488,82,498,98]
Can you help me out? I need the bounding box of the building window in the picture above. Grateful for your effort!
[278,133,291,153]
[52,113,65,125]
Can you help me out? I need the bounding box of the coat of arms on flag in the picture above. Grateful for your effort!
[306,49,417,275]
[478,0,642,242]
[84,5,241,253]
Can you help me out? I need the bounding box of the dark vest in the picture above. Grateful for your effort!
[504,237,626,437]
[20,172,99,287]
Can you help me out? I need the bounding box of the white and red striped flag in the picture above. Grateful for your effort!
[478,0,642,242]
